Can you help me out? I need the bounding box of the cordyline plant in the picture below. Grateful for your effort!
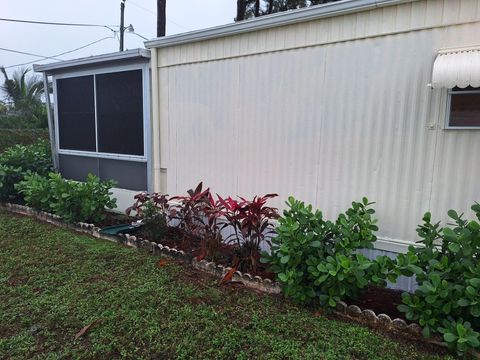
[218,193,279,275]
[170,183,226,262]
[199,193,225,262]
[126,192,170,241]
[126,192,170,219]
[126,183,279,277]
[170,182,211,239]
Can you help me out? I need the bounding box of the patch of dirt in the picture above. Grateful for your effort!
[348,286,404,319]
[7,274,28,287]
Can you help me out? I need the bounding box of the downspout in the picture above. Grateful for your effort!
[42,72,58,170]
[150,49,162,192]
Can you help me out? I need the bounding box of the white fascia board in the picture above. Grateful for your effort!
[145,0,413,49]
[33,48,150,74]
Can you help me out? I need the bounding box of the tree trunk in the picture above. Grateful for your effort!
[268,0,274,14]
[255,0,260,17]
[157,0,166,37]
[236,0,246,21]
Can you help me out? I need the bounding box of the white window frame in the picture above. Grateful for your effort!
[53,61,152,192]
[444,87,480,130]
[53,63,150,162]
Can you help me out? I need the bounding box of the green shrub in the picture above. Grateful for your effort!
[0,129,49,153]
[395,205,480,355]
[0,141,52,201]
[262,197,396,307]
[0,114,46,129]
[14,172,51,211]
[17,172,117,223]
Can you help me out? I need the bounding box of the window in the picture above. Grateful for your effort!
[56,69,144,156]
[55,67,148,191]
[57,75,96,151]
[96,70,144,155]
[447,87,480,128]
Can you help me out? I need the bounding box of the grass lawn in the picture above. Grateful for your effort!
[0,210,453,360]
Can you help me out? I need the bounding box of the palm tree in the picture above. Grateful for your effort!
[0,66,49,126]
[236,0,340,20]
[1,66,45,112]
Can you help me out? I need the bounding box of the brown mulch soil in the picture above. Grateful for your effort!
[348,286,405,319]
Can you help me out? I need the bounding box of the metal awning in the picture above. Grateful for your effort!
[432,46,480,89]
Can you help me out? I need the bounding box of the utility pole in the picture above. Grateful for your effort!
[157,0,166,37]
[236,0,246,21]
[268,0,274,14]
[119,0,125,51]
[255,0,260,17]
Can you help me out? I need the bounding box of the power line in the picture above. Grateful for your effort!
[167,19,191,32]
[47,36,116,57]
[127,0,156,15]
[0,48,63,62]
[0,17,118,29]
[127,0,191,31]
[127,31,148,41]
[2,36,116,69]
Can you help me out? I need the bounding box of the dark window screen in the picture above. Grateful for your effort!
[96,70,144,155]
[57,76,96,151]
[449,88,480,127]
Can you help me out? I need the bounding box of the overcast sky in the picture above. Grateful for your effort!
[0,0,236,75]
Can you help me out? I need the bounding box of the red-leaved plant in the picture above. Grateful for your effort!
[126,192,169,219]
[218,194,279,275]
[126,184,279,278]
[171,183,227,261]
[170,182,211,238]
[198,193,225,262]
[126,192,170,241]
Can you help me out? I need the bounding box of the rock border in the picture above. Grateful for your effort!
[4,202,479,357]
[191,259,281,294]
[334,301,424,338]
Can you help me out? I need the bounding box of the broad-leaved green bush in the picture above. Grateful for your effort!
[0,140,52,201]
[396,205,480,355]
[262,197,396,307]
[14,172,51,211]
[17,172,117,223]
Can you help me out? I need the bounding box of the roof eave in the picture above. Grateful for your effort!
[145,0,414,49]
[33,48,150,74]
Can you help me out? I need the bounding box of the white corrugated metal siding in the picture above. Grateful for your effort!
[152,0,480,252]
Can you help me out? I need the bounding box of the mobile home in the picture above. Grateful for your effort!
[36,0,480,286]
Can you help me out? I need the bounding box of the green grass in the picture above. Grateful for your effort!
[0,129,49,153]
[0,211,453,360]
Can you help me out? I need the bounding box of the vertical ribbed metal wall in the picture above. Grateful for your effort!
[155,0,480,252]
